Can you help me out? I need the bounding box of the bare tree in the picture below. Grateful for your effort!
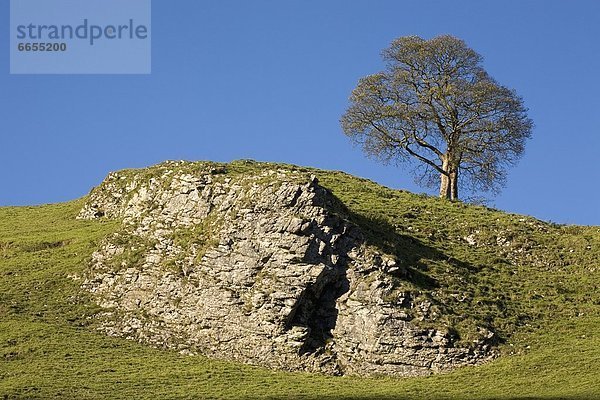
[341,35,533,200]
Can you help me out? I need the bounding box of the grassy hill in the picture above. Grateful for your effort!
[1,160,599,399]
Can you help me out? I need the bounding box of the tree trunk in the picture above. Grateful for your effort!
[449,168,458,200]
[439,153,459,201]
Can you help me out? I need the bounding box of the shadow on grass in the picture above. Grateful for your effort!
[339,204,478,290]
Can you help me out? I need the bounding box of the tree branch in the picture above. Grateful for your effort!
[412,134,444,157]
[405,145,447,175]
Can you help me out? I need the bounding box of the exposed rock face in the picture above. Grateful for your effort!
[78,161,495,376]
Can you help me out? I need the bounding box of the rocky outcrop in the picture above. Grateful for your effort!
[78,161,495,376]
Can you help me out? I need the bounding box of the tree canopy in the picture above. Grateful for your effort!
[341,35,533,200]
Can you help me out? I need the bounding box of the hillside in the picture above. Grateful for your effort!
[1,160,599,399]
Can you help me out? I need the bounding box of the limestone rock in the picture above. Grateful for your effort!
[78,161,495,376]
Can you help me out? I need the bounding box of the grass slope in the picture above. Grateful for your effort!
[1,161,599,399]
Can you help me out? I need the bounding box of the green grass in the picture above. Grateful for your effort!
[1,162,600,399]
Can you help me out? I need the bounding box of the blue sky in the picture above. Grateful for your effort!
[1,0,599,225]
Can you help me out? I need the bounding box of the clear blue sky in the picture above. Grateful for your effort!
[1,0,599,225]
